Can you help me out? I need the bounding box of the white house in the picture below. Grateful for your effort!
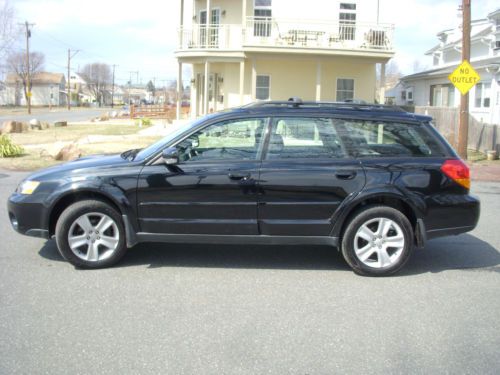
[175,0,395,119]
[396,8,500,125]
[4,72,67,107]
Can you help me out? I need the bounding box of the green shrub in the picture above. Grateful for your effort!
[0,135,24,157]
[135,117,153,127]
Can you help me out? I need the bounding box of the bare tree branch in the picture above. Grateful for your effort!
[6,51,45,101]
[0,0,19,59]
[80,63,112,106]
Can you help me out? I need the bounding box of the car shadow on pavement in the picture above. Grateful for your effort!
[38,233,499,274]
[401,234,500,275]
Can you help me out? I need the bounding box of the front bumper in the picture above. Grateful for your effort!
[7,193,50,239]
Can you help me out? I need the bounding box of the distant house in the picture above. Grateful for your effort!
[0,81,7,106]
[397,8,500,124]
[4,72,67,107]
[175,0,396,118]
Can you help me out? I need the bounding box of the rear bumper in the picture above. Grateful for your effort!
[7,193,50,239]
[424,193,480,240]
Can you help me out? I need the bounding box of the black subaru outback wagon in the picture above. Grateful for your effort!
[8,100,480,276]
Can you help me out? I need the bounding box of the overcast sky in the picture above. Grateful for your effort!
[9,0,499,86]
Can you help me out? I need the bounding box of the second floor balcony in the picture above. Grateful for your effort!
[177,17,395,55]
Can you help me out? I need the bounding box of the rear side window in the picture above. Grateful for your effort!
[335,120,447,157]
[266,117,346,159]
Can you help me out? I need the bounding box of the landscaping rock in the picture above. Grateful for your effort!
[110,111,118,118]
[29,119,41,130]
[98,113,110,121]
[40,122,50,130]
[55,143,83,161]
[1,121,16,134]
[54,121,67,127]
[13,122,30,133]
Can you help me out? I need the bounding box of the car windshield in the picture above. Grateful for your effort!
[133,117,207,161]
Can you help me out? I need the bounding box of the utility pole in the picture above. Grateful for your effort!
[19,21,35,114]
[458,0,471,159]
[111,64,117,108]
[67,49,80,110]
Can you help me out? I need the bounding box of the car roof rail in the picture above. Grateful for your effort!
[244,98,406,112]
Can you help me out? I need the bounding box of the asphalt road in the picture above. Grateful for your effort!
[0,108,112,124]
[1,171,499,374]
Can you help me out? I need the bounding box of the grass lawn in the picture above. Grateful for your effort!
[0,124,163,171]
[8,124,141,146]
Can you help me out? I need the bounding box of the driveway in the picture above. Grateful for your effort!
[0,171,499,374]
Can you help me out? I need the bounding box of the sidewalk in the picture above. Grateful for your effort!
[469,162,500,182]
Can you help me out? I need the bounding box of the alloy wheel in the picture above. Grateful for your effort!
[67,212,120,262]
[353,217,405,268]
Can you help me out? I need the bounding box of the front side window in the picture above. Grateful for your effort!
[256,75,270,100]
[335,120,446,157]
[336,78,354,101]
[266,117,346,159]
[176,118,267,162]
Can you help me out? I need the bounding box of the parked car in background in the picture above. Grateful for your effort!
[7,99,480,276]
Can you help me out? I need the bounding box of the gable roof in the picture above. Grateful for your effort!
[5,72,65,85]
[401,56,500,81]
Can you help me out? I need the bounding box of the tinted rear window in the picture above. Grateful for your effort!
[334,119,447,157]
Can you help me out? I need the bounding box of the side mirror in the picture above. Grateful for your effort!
[162,147,179,165]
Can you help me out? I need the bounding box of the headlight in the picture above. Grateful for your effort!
[18,180,41,195]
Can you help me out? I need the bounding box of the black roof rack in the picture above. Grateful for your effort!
[244,98,406,112]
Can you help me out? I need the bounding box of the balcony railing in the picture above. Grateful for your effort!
[178,17,394,52]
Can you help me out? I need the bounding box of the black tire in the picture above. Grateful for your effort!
[341,205,414,276]
[55,200,127,269]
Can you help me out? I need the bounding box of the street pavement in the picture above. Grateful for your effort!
[0,107,113,124]
[0,171,499,374]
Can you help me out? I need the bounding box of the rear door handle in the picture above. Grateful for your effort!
[228,172,251,181]
[335,171,357,180]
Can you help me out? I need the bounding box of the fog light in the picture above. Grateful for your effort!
[9,213,18,230]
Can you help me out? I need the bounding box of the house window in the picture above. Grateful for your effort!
[256,75,270,100]
[430,84,455,107]
[336,78,354,101]
[475,82,491,108]
[254,0,272,37]
[407,90,413,101]
[339,3,356,41]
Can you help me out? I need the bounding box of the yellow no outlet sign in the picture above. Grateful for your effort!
[448,60,480,95]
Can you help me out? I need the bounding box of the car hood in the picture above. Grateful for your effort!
[27,153,138,181]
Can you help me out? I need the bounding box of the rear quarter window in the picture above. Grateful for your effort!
[334,119,447,158]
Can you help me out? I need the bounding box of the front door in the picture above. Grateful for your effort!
[258,116,366,236]
[137,117,268,235]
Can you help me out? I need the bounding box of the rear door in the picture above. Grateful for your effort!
[258,116,366,236]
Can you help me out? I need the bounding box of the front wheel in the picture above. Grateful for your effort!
[55,200,127,269]
[341,205,414,276]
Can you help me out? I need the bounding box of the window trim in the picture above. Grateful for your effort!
[255,74,271,101]
[336,78,355,102]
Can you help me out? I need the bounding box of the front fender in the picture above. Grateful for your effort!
[43,177,137,232]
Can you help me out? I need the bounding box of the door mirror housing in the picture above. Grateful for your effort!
[162,147,179,165]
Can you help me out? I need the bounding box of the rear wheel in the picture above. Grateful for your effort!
[55,200,127,268]
[341,205,414,276]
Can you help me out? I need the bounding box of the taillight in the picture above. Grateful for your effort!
[441,159,470,189]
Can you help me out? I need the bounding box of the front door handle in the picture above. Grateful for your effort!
[228,172,251,181]
[335,171,357,180]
